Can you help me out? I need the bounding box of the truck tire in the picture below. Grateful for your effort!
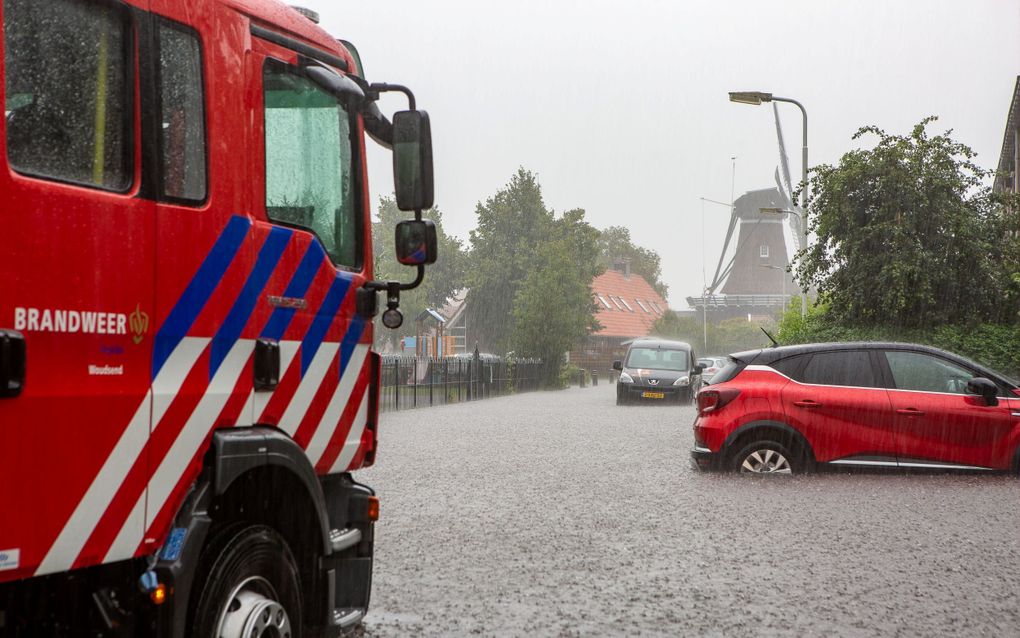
[190,524,303,638]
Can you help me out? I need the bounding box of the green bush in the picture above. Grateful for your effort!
[777,304,1020,379]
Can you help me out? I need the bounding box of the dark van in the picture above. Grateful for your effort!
[613,339,704,405]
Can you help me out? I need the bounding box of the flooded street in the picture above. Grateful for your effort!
[360,385,1020,637]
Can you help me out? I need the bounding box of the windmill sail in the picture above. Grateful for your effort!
[774,103,794,205]
[773,103,802,253]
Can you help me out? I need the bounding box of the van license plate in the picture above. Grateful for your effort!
[642,391,665,399]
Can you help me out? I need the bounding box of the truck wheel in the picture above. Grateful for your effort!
[190,524,303,638]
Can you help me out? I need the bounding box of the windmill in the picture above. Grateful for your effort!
[690,105,800,317]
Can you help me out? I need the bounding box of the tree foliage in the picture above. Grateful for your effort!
[510,208,603,386]
[796,117,1020,327]
[372,196,466,346]
[651,311,769,355]
[776,303,1020,380]
[465,168,557,352]
[596,226,668,298]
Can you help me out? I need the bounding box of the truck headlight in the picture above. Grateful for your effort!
[673,376,691,386]
[619,372,634,384]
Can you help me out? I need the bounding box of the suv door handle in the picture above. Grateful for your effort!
[896,408,925,416]
[793,400,821,408]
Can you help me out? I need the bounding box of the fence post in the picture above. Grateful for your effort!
[429,357,434,406]
[473,344,481,401]
[394,358,400,410]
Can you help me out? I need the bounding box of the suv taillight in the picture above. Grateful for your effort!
[697,387,740,414]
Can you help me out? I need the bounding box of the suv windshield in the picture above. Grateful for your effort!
[626,347,689,371]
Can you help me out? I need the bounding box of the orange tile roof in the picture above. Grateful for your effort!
[591,270,670,337]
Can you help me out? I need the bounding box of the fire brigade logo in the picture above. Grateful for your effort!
[129,304,149,345]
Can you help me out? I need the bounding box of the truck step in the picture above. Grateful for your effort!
[331,607,365,629]
[329,528,362,553]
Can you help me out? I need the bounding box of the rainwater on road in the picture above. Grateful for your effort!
[358,383,1020,637]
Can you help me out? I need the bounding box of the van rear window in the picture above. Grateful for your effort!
[3,0,132,191]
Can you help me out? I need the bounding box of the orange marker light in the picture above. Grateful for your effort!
[150,584,167,606]
[367,496,380,522]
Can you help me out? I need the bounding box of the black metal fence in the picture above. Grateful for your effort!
[379,355,546,412]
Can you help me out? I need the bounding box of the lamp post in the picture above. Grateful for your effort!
[730,91,809,317]
[760,207,806,317]
[758,264,786,305]
[699,196,737,350]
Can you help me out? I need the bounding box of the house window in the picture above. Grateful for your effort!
[596,294,612,310]
[635,299,651,313]
[619,297,634,312]
[609,296,626,311]
[760,244,770,258]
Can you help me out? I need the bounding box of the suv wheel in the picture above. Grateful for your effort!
[732,440,798,474]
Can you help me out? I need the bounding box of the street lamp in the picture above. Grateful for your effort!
[760,207,806,317]
[758,264,786,304]
[731,89,809,316]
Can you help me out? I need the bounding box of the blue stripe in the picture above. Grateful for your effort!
[261,241,325,341]
[209,226,293,378]
[152,216,251,379]
[338,318,367,377]
[300,274,352,374]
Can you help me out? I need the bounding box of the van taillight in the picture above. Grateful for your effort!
[697,388,740,414]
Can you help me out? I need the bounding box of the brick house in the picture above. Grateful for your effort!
[570,263,670,376]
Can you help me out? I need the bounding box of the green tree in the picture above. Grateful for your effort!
[372,196,466,347]
[465,168,554,352]
[796,117,1020,327]
[651,311,769,355]
[596,226,668,298]
[510,208,604,386]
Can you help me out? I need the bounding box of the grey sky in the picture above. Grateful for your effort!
[301,0,1020,308]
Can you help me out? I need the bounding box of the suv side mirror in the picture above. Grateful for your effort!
[612,360,623,371]
[697,362,708,371]
[966,377,999,407]
[393,110,434,211]
[395,219,437,266]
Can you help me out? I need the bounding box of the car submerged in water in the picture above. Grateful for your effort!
[691,342,1020,474]
[614,339,704,405]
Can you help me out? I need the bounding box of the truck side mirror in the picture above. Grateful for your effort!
[395,219,437,266]
[612,360,622,371]
[393,110,434,211]
[965,377,999,406]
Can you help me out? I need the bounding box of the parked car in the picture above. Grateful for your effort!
[614,339,703,405]
[697,356,728,384]
[691,342,1020,474]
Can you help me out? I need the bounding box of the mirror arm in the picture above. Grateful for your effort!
[364,264,424,293]
[369,83,416,110]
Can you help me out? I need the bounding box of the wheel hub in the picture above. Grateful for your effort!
[217,577,292,638]
[740,448,792,474]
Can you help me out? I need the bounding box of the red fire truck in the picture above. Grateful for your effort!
[0,0,436,635]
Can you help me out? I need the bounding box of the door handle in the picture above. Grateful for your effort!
[793,400,821,408]
[896,408,925,417]
[0,329,26,398]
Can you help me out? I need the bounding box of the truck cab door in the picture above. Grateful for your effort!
[0,0,154,580]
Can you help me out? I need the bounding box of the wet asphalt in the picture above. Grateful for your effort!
[356,383,1020,637]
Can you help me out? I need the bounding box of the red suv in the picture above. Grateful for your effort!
[691,342,1020,474]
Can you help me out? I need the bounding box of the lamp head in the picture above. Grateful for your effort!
[729,91,773,105]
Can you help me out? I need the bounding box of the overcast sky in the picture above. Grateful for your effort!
[301,0,1020,308]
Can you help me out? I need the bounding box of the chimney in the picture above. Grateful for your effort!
[612,258,631,278]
